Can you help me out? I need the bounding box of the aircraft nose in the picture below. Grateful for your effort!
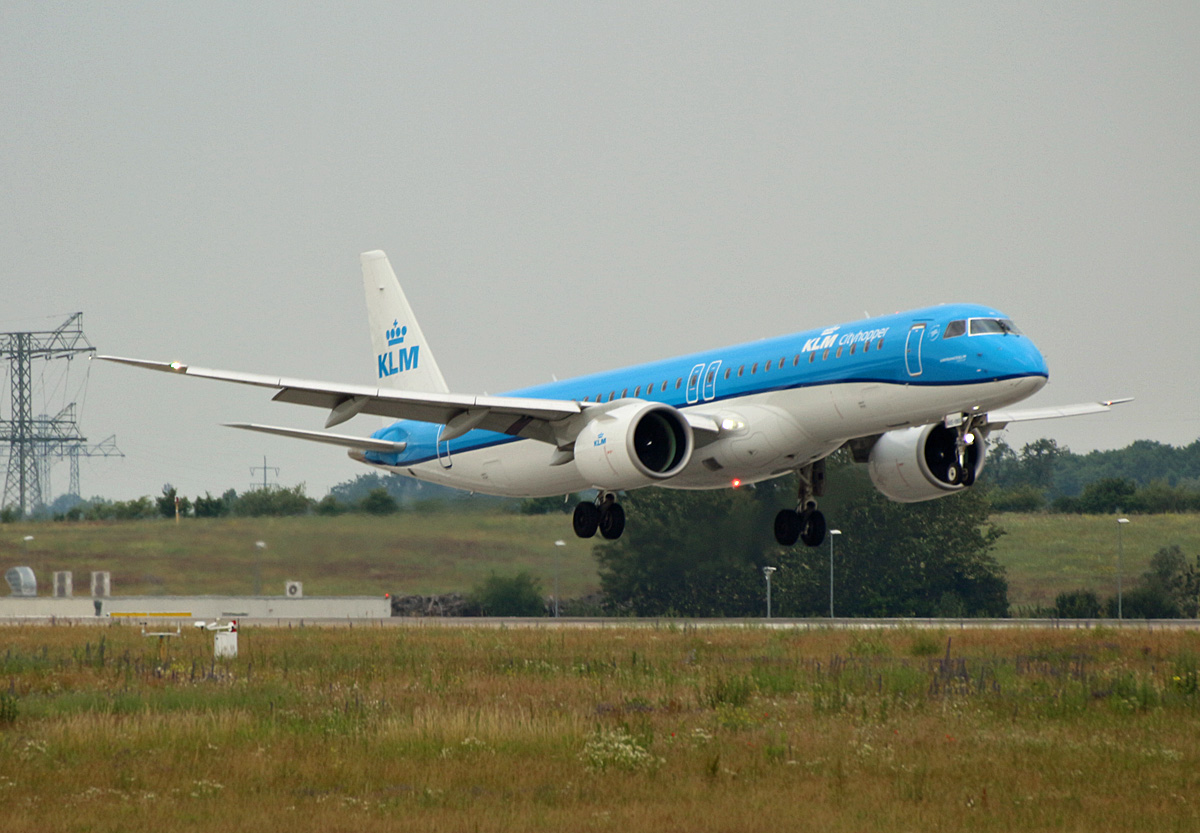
[995,335,1049,379]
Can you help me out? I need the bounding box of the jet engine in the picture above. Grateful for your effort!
[867,423,985,503]
[574,402,693,490]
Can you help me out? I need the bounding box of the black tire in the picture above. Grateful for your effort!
[598,502,626,540]
[961,462,976,486]
[800,509,827,548]
[774,509,801,547]
[573,502,600,538]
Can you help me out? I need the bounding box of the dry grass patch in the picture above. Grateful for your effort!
[2,623,1200,831]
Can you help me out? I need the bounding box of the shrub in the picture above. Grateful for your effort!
[1055,589,1102,619]
[470,572,546,617]
[358,488,398,516]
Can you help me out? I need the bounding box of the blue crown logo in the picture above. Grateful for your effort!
[386,320,407,347]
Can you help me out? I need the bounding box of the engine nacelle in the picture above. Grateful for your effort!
[867,423,986,503]
[574,401,693,490]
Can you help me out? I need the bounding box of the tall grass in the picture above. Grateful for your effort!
[1,623,1199,831]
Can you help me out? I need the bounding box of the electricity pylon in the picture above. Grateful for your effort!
[0,313,97,516]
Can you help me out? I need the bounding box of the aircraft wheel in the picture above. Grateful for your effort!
[800,509,827,548]
[573,502,600,538]
[946,464,961,486]
[774,509,801,547]
[598,502,626,540]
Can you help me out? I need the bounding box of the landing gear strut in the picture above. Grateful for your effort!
[774,460,827,548]
[945,414,980,487]
[573,492,625,540]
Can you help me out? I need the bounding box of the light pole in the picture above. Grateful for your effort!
[1116,518,1129,619]
[254,540,266,596]
[763,566,777,619]
[553,539,565,617]
[828,529,842,618]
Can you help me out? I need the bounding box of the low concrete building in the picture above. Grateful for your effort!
[0,595,390,620]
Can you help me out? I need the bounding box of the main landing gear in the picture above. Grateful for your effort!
[774,460,827,548]
[573,492,626,540]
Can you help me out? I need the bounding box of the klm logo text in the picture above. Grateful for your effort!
[378,346,420,378]
[378,320,419,377]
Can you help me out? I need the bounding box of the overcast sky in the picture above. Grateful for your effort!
[2,2,1197,502]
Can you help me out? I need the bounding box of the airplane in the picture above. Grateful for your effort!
[100,250,1128,547]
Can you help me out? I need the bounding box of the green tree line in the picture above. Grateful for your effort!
[985,437,1200,513]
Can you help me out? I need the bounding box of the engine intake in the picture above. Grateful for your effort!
[867,423,985,503]
[574,402,693,490]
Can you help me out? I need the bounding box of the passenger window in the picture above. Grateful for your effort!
[863,341,870,352]
[724,368,731,380]
[634,386,640,397]
[849,343,856,355]
[876,338,884,350]
[765,360,773,372]
[675,378,682,389]
[582,396,589,402]
[822,348,830,360]
[738,365,744,377]
[808,352,815,363]
[835,346,843,358]
[780,356,786,368]
[943,320,966,339]
[661,381,668,392]
[751,363,758,374]
[793,355,800,366]
[621,388,628,398]
[608,392,615,401]
[706,369,715,384]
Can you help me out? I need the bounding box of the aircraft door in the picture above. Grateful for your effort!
[905,324,926,377]
[702,360,721,401]
[685,363,705,404]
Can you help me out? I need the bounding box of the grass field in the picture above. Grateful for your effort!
[0,511,598,599]
[2,623,1199,831]
[990,513,1200,611]
[5,510,1200,613]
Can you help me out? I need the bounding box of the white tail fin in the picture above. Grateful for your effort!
[361,250,449,394]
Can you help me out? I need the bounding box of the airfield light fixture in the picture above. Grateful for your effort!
[828,529,842,619]
[554,539,566,618]
[1116,518,1129,620]
[763,566,777,619]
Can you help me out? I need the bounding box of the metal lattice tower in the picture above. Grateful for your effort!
[0,313,97,516]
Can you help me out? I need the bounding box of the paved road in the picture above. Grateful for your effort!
[2,615,1198,630]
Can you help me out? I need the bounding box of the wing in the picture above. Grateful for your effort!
[985,397,1133,430]
[97,355,586,445]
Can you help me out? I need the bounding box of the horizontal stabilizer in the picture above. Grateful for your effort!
[224,423,406,453]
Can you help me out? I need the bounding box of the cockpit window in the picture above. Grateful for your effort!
[969,318,1021,336]
[943,320,966,339]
